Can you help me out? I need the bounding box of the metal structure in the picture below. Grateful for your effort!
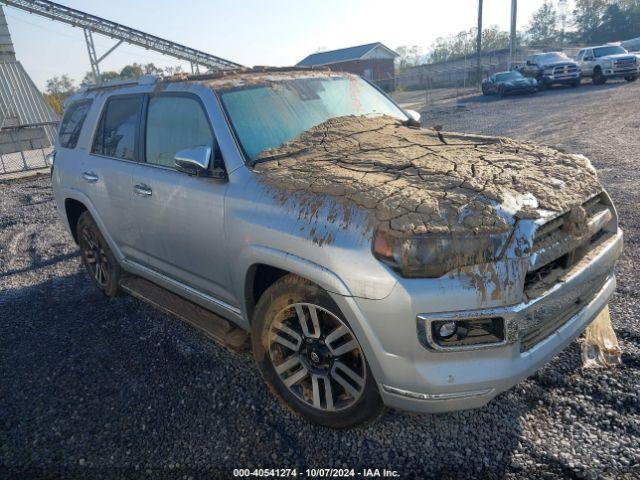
[0,0,243,81]
[0,5,57,175]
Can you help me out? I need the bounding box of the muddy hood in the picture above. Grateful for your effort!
[253,115,602,238]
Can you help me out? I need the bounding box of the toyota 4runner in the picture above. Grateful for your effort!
[51,69,623,428]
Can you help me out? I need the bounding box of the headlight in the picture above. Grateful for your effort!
[372,229,509,278]
[602,60,613,68]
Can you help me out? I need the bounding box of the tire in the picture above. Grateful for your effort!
[497,86,505,98]
[625,76,637,82]
[571,79,581,88]
[593,68,606,85]
[251,274,384,428]
[77,211,121,297]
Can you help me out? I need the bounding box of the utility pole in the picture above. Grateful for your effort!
[509,0,517,69]
[476,0,483,85]
[558,0,568,49]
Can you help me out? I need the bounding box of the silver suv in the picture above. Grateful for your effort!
[51,69,623,428]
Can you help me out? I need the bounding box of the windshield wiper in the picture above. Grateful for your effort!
[249,152,291,167]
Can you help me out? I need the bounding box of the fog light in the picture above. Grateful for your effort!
[436,321,457,339]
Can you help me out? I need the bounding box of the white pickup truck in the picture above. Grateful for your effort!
[576,45,639,84]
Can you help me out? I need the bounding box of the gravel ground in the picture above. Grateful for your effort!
[1,80,639,479]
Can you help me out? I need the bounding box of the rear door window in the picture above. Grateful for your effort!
[144,95,215,168]
[92,95,143,161]
[59,100,93,149]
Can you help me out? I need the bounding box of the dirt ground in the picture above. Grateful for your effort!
[1,80,639,479]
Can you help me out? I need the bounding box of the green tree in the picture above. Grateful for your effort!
[572,0,607,43]
[428,26,511,63]
[395,45,425,70]
[527,0,560,46]
[572,0,640,43]
[44,75,77,116]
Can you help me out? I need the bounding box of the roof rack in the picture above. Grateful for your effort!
[79,74,158,92]
[159,65,333,83]
[78,66,335,92]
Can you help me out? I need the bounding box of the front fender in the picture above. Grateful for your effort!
[233,244,353,326]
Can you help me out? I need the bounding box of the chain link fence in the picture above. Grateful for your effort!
[0,121,58,176]
[0,147,53,175]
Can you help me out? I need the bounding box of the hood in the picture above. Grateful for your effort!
[253,115,602,238]
[600,53,636,61]
[541,61,577,68]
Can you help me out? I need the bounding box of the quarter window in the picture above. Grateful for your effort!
[92,96,142,161]
[59,100,92,149]
[145,96,215,168]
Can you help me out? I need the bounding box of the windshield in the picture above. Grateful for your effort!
[495,71,524,81]
[533,52,569,64]
[219,75,407,161]
[594,46,627,57]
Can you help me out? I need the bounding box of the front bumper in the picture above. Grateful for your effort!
[337,228,622,414]
[541,73,580,84]
[604,68,639,78]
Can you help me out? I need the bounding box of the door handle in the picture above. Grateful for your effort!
[82,171,99,183]
[133,183,152,197]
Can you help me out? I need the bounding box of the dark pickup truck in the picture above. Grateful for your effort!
[519,52,581,89]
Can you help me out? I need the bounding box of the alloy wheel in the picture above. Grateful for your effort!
[80,226,110,287]
[268,303,366,412]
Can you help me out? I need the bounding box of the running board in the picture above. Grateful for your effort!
[119,276,249,353]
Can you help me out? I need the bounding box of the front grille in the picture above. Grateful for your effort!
[526,193,613,298]
[553,65,578,76]
[520,300,582,352]
[614,58,636,70]
[519,272,607,352]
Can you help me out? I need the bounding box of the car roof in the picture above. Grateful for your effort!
[63,67,360,110]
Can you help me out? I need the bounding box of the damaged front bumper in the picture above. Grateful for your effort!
[340,228,622,414]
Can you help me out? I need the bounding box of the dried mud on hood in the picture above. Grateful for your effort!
[253,115,602,238]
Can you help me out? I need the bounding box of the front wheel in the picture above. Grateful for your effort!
[571,79,581,88]
[593,69,606,85]
[251,275,383,428]
[625,76,638,82]
[77,211,121,297]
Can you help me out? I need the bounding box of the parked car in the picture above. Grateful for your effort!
[51,69,623,428]
[481,71,537,97]
[576,45,639,84]
[519,52,581,89]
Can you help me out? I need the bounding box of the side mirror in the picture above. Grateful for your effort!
[405,109,421,127]
[175,146,213,176]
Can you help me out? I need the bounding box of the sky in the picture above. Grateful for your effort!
[2,0,556,90]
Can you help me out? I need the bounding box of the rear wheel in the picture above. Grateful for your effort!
[251,274,383,428]
[77,212,121,297]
